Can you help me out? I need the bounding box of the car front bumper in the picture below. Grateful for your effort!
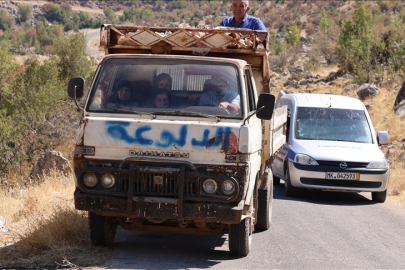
[288,161,390,192]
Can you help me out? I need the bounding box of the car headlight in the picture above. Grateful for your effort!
[221,180,235,195]
[294,154,319,165]
[100,173,115,188]
[367,159,389,169]
[202,179,218,194]
[83,172,98,188]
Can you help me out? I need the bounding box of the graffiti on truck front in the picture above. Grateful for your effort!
[105,121,238,152]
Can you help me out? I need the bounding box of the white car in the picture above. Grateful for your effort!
[271,92,390,202]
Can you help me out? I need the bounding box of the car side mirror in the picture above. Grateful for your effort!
[256,93,275,120]
[68,77,85,99]
[377,131,388,145]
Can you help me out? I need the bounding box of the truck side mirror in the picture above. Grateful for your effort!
[68,77,85,99]
[256,93,275,120]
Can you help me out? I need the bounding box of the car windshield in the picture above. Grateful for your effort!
[295,107,373,143]
[87,58,242,118]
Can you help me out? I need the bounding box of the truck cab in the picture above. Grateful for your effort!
[68,25,287,256]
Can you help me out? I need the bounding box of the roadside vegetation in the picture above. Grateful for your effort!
[0,0,404,268]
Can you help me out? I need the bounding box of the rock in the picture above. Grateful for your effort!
[365,104,372,110]
[289,66,304,73]
[29,151,71,181]
[305,72,313,79]
[342,73,349,78]
[270,72,280,79]
[399,151,405,161]
[281,70,290,76]
[385,148,395,157]
[288,80,298,88]
[270,79,275,87]
[0,216,9,234]
[299,79,312,85]
[345,84,358,91]
[401,137,405,142]
[394,100,405,118]
[315,74,321,79]
[394,80,405,106]
[356,83,380,100]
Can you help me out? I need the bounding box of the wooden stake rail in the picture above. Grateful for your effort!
[100,24,269,55]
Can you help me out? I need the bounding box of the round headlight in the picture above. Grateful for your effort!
[101,173,115,188]
[221,179,235,195]
[83,172,97,188]
[202,179,218,194]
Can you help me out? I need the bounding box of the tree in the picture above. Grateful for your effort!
[0,10,14,31]
[319,10,330,33]
[17,5,32,23]
[285,25,300,46]
[52,33,96,83]
[336,1,373,83]
[104,7,117,23]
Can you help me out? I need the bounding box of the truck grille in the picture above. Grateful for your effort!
[119,167,197,197]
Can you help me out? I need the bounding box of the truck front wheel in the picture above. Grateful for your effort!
[229,218,252,256]
[256,170,273,231]
[88,212,118,246]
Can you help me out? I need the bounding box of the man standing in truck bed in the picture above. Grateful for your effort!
[219,0,266,30]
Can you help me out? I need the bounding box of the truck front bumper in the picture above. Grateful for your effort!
[74,189,244,224]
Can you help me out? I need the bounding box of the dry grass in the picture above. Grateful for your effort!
[0,171,109,269]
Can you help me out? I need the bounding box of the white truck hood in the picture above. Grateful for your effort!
[290,140,385,163]
[78,118,242,163]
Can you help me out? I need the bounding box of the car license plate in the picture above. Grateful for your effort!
[325,172,359,180]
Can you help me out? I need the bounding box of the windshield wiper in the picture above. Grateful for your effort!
[155,111,220,122]
[113,108,155,119]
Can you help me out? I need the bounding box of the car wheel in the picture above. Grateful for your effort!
[256,171,273,231]
[284,167,298,197]
[88,212,118,246]
[372,189,387,203]
[229,218,252,257]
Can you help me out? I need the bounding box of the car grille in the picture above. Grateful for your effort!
[316,160,369,168]
[118,167,197,197]
[300,178,382,188]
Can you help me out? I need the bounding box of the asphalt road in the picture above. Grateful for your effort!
[105,185,405,269]
[85,29,101,56]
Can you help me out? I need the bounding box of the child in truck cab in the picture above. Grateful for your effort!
[153,89,170,108]
[154,73,172,91]
[199,76,240,113]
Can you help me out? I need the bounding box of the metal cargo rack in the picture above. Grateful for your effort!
[100,24,269,55]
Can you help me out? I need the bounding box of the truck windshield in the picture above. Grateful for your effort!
[87,58,242,118]
[295,107,373,143]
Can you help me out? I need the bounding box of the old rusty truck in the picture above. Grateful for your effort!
[68,24,287,256]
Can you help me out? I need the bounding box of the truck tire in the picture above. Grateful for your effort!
[88,212,117,246]
[256,171,273,231]
[273,175,281,185]
[229,218,252,257]
[284,167,298,197]
[372,189,387,203]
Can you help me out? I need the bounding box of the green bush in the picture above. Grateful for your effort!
[17,5,32,23]
[286,25,300,46]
